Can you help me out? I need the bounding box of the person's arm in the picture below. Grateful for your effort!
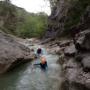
[34,63,41,65]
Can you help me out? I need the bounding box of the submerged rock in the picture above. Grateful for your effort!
[0,31,34,73]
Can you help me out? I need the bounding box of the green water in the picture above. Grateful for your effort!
[0,45,61,90]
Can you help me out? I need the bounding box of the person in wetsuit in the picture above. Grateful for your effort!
[37,48,42,55]
[34,56,47,70]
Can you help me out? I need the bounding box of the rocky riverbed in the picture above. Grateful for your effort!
[43,30,90,90]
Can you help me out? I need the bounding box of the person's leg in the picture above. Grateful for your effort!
[40,63,46,69]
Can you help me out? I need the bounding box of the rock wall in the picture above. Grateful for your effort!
[0,31,34,74]
[45,0,90,38]
[58,30,90,90]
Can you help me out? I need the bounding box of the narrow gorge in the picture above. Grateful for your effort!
[0,0,90,90]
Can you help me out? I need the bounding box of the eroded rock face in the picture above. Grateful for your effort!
[45,0,90,38]
[0,31,33,73]
[56,31,90,90]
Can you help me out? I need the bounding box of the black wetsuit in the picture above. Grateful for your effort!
[34,61,47,70]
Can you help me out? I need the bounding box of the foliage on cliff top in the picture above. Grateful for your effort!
[0,1,48,38]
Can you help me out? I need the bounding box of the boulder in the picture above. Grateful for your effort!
[61,58,90,90]
[64,44,77,57]
[60,40,71,47]
[82,30,90,50]
[0,31,34,73]
[57,54,65,65]
[75,55,83,62]
[82,55,90,72]
[76,30,90,51]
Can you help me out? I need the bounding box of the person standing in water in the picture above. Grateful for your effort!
[40,56,47,69]
[37,48,43,57]
[34,55,48,70]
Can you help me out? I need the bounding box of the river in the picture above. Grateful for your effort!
[0,43,61,90]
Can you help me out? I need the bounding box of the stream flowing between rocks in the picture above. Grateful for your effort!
[0,42,61,90]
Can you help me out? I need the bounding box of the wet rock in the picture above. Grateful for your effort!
[60,55,90,90]
[75,55,83,62]
[60,40,71,47]
[41,38,55,44]
[82,55,90,72]
[60,80,69,90]
[81,30,90,51]
[60,79,90,90]
[57,54,65,65]
[69,82,90,90]
[54,46,61,54]
[0,31,34,74]
[64,44,77,57]
[47,46,60,54]
[76,30,90,52]
[63,60,90,89]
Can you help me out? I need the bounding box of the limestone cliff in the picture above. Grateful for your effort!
[45,0,90,38]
